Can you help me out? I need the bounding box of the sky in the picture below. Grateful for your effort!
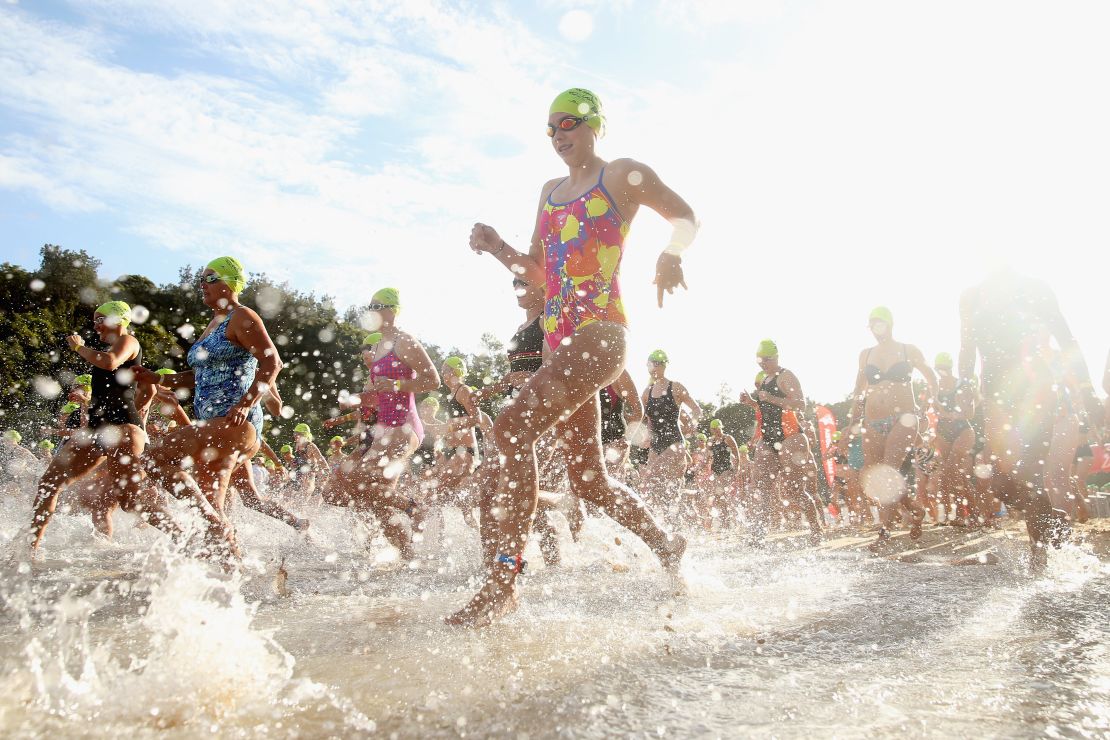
[1,0,1108,404]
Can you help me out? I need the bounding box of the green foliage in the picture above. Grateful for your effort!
[0,245,514,448]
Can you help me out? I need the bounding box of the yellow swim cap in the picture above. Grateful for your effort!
[330,435,344,445]
[74,374,92,389]
[420,396,440,410]
[755,371,766,384]
[3,429,22,444]
[709,419,722,430]
[550,88,606,137]
[155,368,175,376]
[443,356,467,377]
[756,339,778,358]
[934,352,953,369]
[39,439,55,450]
[696,433,707,442]
[206,257,247,294]
[280,444,293,454]
[361,331,383,347]
[96,301,132,329]
[371,287,400,312]
[648,349,669,364]
[738,444,749,455]
[869,306,893,325]
[293,423,313,441]
[62,402,81,414]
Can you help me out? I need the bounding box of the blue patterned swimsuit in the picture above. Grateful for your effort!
[187,309,263,436]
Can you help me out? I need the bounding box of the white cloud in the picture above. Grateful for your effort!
[1,0,1107,404]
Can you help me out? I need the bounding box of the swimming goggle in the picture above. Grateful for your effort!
[367,302,396,311]
[199,273,223,285]
[547,115,589,137]
[512,278,528,288]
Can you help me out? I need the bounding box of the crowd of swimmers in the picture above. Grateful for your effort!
[2,87,1108,627]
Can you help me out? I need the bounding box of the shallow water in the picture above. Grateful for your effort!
[1,486,1108,739]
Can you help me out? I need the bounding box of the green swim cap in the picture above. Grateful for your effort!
[934,352,953,369]
[420,396,440,410]
[293,423,313,441]
[696,433,707,442]
[832,431,841,442]
[756,339,778,358]
[280,444,293,454]
[96,300,132,329]
[550,88,606,137]
[738,444,749,455]
[443,356,467,377]
[330,435,344,445]
[361,331,383,347]
[38,439,55,450]
[371,287,400,311]
[709,419,722,430]
[648,349,669,364]
[264,458,276,469]
[62,402,81,414]
[74,374,92,389]
[869,306,893,325]
[206,257,247,294]
[3,429,22,444]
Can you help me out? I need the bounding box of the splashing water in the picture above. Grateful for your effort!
[1,474,1108,736]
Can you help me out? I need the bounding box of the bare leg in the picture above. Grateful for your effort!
[447,322,682,627]
[231,462,308,530]
[30,426,144,550]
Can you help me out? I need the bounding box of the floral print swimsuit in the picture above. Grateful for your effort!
[539,166,629,350]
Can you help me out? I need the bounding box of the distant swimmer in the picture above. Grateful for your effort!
[841,308,936,551]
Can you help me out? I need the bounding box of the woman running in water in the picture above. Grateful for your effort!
[932,352,976,525]
[742,340,824,544]
[959,270,1101,568]
[600,370,642,478]
[327,287,439,559]
[287,422,328,502]
[642,349,702,522]
[841,307,936,550]
[435,356,481,512]
[706,419,741,527]
[454,87,695,626]
[133,258,288,555]
[31,301,179,550]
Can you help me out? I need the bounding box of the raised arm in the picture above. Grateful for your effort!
[607,159,698,307]
[70,333,139,372]
[468,179,560,288]
[671,381,703,422]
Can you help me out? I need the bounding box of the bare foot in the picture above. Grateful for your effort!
[658,533,687,573]
[293,517,311,532]
[445,575,520,628]
[868,528,892,554]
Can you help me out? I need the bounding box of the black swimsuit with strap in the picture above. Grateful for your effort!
[646,381,682,454]
[88,344,143,428]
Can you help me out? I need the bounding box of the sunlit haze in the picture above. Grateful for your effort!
[2,0,1107,403]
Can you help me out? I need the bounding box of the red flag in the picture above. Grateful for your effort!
[815,405,838,488]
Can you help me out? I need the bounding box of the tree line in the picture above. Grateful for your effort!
[1,245,854,449]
